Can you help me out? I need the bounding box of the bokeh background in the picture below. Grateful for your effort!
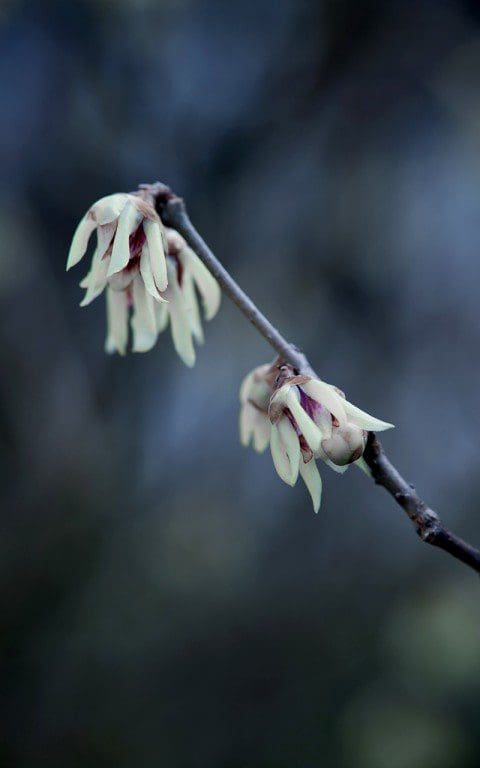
[2,0,480,765]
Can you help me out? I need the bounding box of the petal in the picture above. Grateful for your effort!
[96,221,117,259]
[155,300,169,333]
[79,245,108,291]
[268,383,292,422]
[299,459,323,512]
[240,403,255,446]
[181,247,221,320]
[240,364,272,408]
[312,402,333,441]
[131,275,157,352]
[182,271,204,344]
[323,456,349,474]
[270,419,300,486]
[140,242,168,302]
[79,247,108,306]
[108,201,141,277]
[301,379,347,426]
[166,261,195,366]
[91,193,130,225]
[240,370,254,404]
[239,403,270,453]
[285,389,322,452]
[144,219,168,292]
[105,287,128,355]
[343,400,394,432]
[252,414,271,453]
[66,213,96,270]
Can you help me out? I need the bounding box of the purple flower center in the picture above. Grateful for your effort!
[129,226,146,260]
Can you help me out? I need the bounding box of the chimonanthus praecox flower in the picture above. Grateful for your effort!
[240,361,393,512]
[66,191,220,363]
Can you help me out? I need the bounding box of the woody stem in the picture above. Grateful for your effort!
[157,186,480,576]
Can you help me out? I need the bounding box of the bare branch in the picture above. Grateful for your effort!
[364,433,480,573]
[151,183,480,576]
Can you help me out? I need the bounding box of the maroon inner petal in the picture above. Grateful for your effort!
[129,226,146,260]
[299,386,338,426]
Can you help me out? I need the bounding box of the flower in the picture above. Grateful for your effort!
[66,192,220,362]
[239,361,393,511]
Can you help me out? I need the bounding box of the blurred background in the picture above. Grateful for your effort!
[1,0,480,765]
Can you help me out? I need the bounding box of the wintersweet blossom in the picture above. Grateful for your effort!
[66,192,220,362]
[239,361,393,511]
[66,192,168,354]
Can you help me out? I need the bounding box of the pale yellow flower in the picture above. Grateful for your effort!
[240,362,393,511]
[66,194,220,362]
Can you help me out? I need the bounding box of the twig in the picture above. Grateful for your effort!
[364,433,480,573]
[150,182,480,576]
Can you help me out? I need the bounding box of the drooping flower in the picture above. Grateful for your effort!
[66,192,168,354]
[239,361,393,511]
[66,192,221,362]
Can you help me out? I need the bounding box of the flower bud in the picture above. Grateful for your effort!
[321,423,366,466]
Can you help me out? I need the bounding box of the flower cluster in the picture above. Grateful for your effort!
[66,192,220,364]
[240,361,393,511]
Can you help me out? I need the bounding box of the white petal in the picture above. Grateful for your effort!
[252,415,271,453]
[66,214,96,270]
[80,224,114,295]
[181,247,221,320]
[182,271,204,343]
[80,248,108,306]
[79,245,108,291]
[166,261,195,366]
[270,419,300,486]
[96,221,117,259]
[140,243,168,302]
[107,264,138,292]
[301,379,347,426]
[269,384,292,422]
[323,456,349,474]
[240,403,255,447]
[299,459,323,512]
[144,219,168,292]
[91,193,130,225]
[286,389,322,452]
[131,275,157,352]
[105,287,128,355]
[240,371,255,404]
[343,400,394,432]
[155,300,169,333]
[239,403,270,453]
[108,201,140,277]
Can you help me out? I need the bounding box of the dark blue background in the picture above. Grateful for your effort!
[1,1,480,766]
